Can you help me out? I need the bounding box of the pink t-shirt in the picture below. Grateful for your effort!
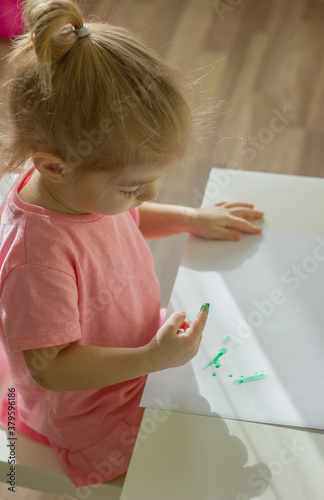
[0,165,164,487]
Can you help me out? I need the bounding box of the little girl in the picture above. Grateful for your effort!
[0,0,263,488]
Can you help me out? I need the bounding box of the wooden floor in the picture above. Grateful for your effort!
[1,0,324,308]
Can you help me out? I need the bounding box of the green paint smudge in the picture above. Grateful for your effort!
[202,348,227,371]
[233,373,269,385]
[228,374,233,378]
[222,336,231,345]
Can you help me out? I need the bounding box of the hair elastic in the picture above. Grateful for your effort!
[72,24,89,38]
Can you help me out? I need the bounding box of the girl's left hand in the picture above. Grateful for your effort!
[187,201,264,241]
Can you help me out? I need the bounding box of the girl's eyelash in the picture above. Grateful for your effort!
[120,188,141,198]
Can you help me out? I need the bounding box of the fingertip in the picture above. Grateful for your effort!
[172,311,186,323]
[199,303,210,314]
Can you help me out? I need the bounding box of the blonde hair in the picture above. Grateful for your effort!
[0,0,193,180]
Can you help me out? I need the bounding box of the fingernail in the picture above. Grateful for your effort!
[200,303,210,313]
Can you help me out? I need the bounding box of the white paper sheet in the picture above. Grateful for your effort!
[141,230,324,430]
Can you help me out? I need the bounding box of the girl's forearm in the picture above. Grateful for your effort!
[138,202,196,238]
[27,344,152,391]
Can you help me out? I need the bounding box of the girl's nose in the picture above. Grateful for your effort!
[137,182,158,202]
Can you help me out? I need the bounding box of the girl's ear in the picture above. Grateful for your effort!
[32,152,73,183]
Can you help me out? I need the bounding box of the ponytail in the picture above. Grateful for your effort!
[10,0,85,94]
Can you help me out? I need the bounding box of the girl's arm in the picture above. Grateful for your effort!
[23,306,208,391]
[138,201,264,240]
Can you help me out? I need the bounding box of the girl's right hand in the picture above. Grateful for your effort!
[145,304,209,373]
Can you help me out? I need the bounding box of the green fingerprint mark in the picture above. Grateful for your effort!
[202,348,227,371]
[233,373,269,385]
[222,336,231,345]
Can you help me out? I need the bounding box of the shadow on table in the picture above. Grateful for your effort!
[136,361,271,500]
[182,233,263,273]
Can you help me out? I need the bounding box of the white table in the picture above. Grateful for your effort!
[121,168,324,500]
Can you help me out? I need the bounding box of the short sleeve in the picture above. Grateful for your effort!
[128,207,140,227]
[0,265,82,352]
